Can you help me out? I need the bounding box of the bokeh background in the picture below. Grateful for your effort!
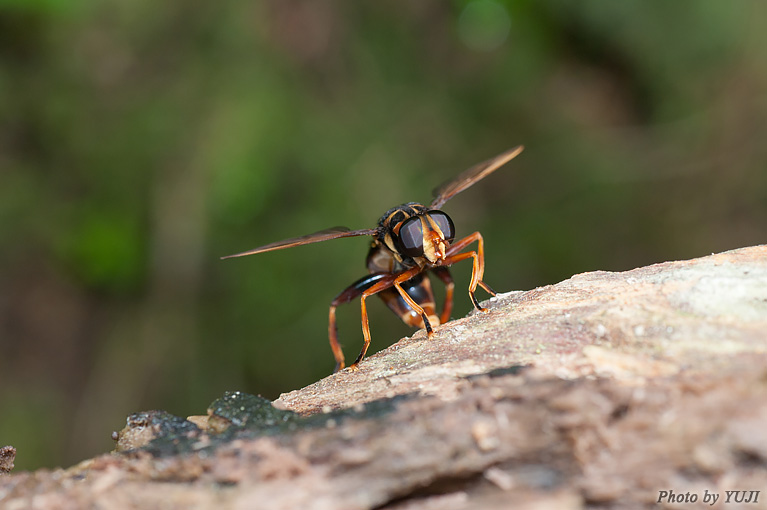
[1,0,765,471]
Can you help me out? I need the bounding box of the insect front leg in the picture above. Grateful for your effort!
[444,231,497,312]
[392,278,435,336]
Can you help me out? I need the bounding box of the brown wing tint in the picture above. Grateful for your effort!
[221,227,378,259]
[430,145,524,209]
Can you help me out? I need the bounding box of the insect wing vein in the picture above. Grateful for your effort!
[430,145,524,209]
[221,227,377,259]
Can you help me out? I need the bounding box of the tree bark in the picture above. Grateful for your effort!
[2,246,766,509]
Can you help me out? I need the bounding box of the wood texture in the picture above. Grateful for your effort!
[2,246,766,510]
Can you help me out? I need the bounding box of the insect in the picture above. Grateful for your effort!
[222,145,524,372]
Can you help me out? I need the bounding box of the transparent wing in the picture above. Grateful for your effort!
[430,145,524,209]
[221,226,378,259]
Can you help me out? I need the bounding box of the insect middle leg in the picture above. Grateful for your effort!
[377,273,440,329]
[353,267,426,371]
[329,273,389,373]
[431,267,455,324]
[443,231,497,311]
[329,268,427,372]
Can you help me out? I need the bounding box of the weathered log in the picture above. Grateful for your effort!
[1,246,766,509]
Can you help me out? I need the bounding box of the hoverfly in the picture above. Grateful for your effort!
[223,146,524,372]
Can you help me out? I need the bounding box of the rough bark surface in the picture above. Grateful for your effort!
[2,246,766,510]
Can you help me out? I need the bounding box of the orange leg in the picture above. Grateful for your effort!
[393,280,434,335]
[329,268,429,372]
[328,273,389,372]
[353,267,426,370]
[327,306,345,372]
[443,231,496,311]
[431,267,455,324]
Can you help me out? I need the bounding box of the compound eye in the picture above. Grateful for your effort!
[395,216,424,258]
[429,210,455,242]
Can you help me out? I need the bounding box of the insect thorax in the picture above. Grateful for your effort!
[366,202,430,273]
[376,202,429,237]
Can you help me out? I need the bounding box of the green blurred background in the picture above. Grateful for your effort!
[1,0,765,470]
